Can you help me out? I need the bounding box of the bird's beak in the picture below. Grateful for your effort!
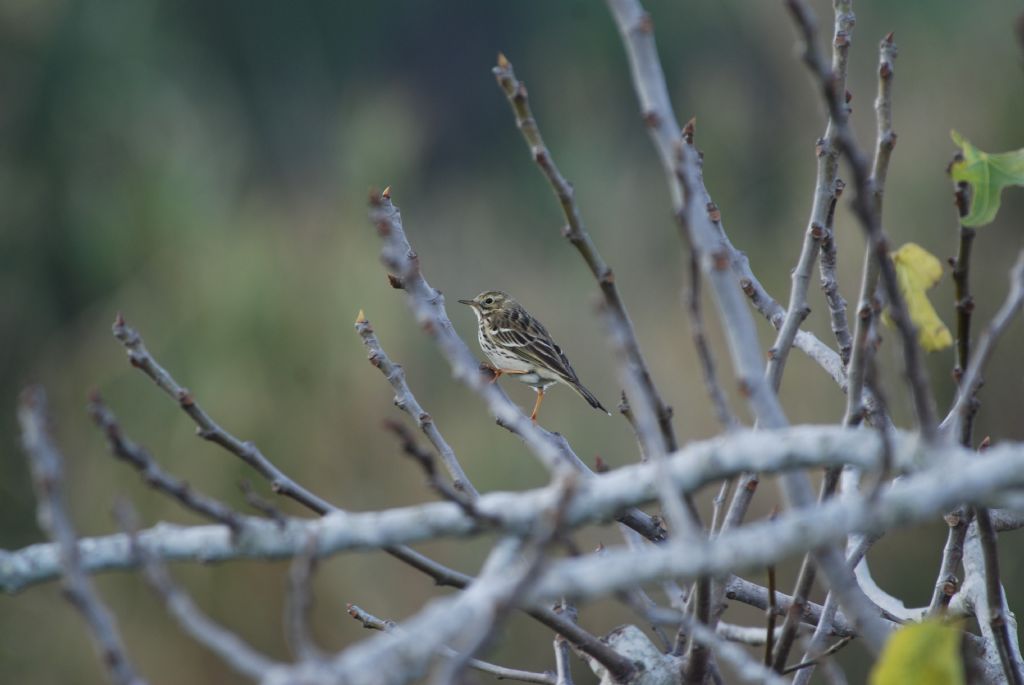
[457,299,475,306]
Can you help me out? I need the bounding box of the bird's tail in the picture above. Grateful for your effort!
[568,380,610,415]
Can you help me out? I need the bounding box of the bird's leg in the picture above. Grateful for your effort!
[530,387,545,422]
[487,367,530,385]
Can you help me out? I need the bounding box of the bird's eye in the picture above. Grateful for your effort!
[484,297,494,305]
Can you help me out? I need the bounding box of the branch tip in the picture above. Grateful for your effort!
[683,117,696,142]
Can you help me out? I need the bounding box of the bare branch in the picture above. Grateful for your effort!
[783,636,855,676]
[18,387,147,685]
[113,313,336,515]
[844,31,898,429]
[285,534,324,662]
[765,0,854,392]
[819,181,853,363]
[675,611,789,685]
[114,501,279,681]
[551,600,576,685]
[356,310,477,498]
[88,394,244,533]
[493,53,680,453]
[238,479,287,528]
[10,429,1024,615]
[944,252,1024,438]
[973,508,1024,684]
[962,522,1024,683]
[724,576,856,638]
[792,534,879,685]
[765,562,778,667]
[383,419,491,523]
[346,603,557,685]
[786,1,937,438]
[685,252,741,430]
[950,181,977,445]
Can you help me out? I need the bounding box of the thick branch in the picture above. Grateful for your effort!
[9,430,1024,608]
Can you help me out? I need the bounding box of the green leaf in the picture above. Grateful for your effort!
[870,620,964,685]
[950,130,1024,227]
[884,243,952,352]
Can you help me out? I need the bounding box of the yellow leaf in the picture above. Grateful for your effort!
[870,620,964,685]
[885,243,953,352]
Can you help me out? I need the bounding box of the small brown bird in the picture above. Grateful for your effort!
[458,290,608,421]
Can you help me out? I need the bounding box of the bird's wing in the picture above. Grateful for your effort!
[489,309,580,384]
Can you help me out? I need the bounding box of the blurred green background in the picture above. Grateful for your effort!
[2,0,1023,682]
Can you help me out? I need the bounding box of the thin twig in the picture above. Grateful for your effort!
[346,604,556,685]
[950,180,977,446]
[114,500,280,681]
[787,2,936,438]
[674,611,789,685]
[783,636,855,675]
[383,419,494,524]
[285,534,324,662]
[18,387,147,685]
[973,507,1023,684]
[725,577,857,638]
[356,310,477,498]
[238,479,287,528]
[709,478,734,535]
[553,600,576,685]
[113,313,336,515]
[819,180,853,364]
[765,0,854,392]
[686,250,740,430]
[791,532,879,685]
[494,53,680,453]
[765,563,778,667]
[928,507,970,616]
[924,181,977,619]
[944,252,1024,438]
[88,393,245,533]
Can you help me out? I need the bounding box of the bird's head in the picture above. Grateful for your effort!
[458,291,514,318]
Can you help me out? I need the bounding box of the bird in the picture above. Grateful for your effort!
[458,290,608,422]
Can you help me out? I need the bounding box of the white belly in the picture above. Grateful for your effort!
[477,328,555,388]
